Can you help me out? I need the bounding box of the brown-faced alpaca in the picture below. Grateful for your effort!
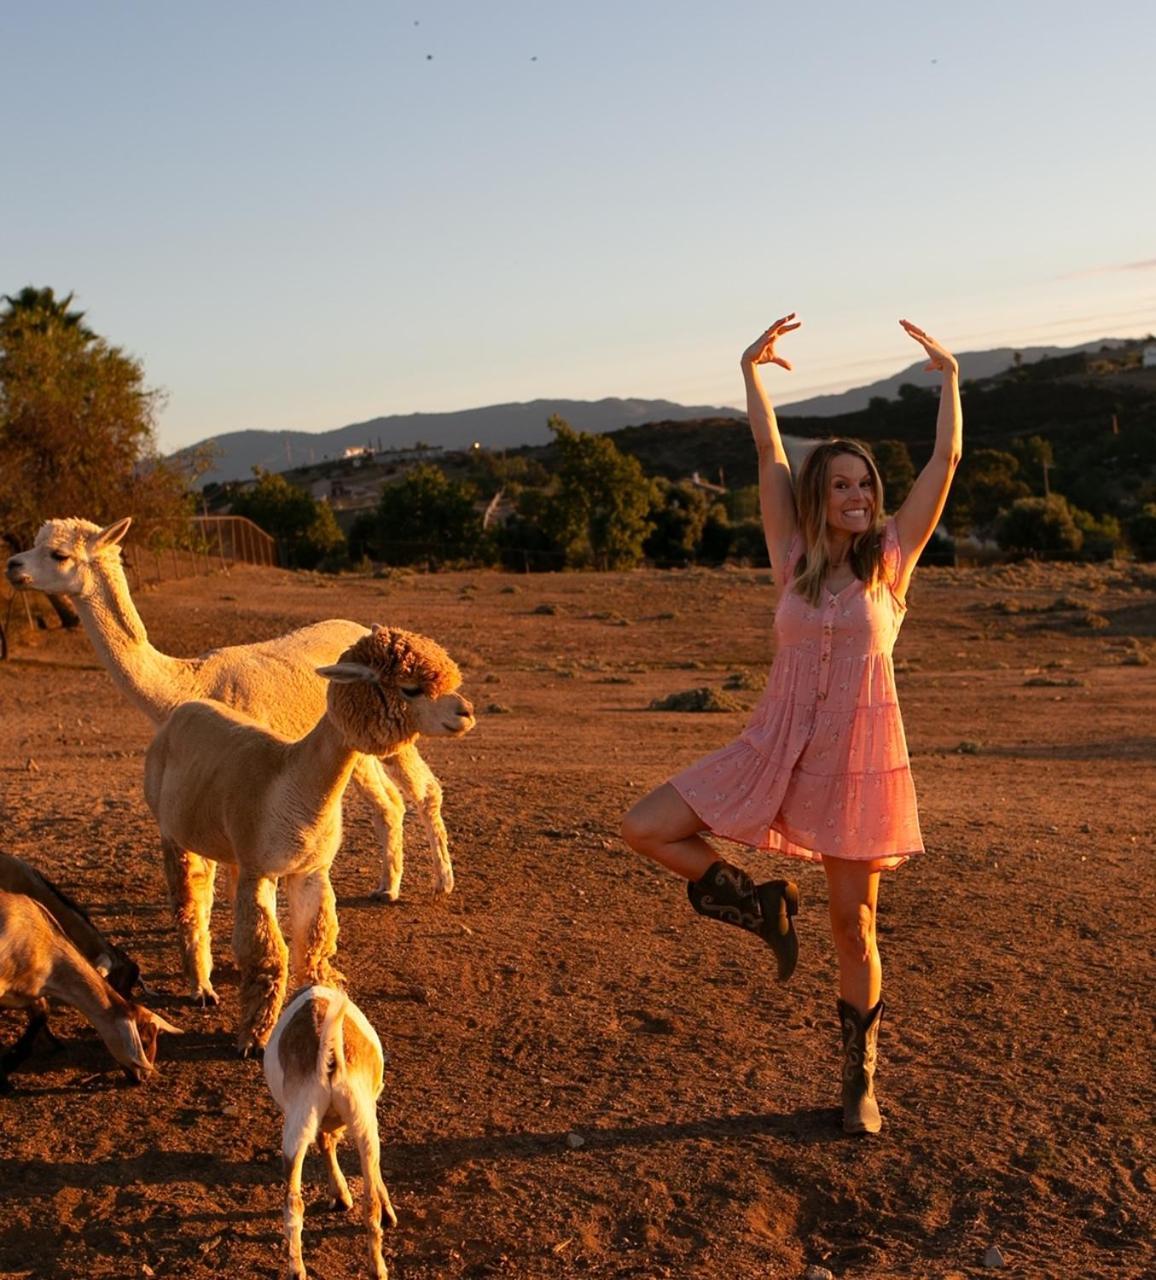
[144,627,475,1053]
[6,517,458,917]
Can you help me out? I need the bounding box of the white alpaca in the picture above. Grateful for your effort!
[144,626,474,1051]
[6,516,457,906]
[264,985,396,1280]
[0,852,140,996]
[0,890,181,1091]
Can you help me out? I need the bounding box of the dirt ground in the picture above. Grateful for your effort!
[0,557,1153,1280]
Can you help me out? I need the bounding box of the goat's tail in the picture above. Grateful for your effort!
[316,987,350,1081]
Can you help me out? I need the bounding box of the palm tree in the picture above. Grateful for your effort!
[0,286,96,342]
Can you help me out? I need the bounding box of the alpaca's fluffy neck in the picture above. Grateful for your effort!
[285,715,363,818]
[78,559,198,724]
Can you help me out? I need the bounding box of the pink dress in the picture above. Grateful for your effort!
[670,518,923,869]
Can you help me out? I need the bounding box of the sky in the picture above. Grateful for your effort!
[3,1,1154,455]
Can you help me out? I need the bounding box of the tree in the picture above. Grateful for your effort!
[0,284,190,547]
[368,464,488,566]
[1125,504,1156,561]
[995,495,1083,556]
[539,417,655,569]
[871,440,915,510]
[229,470,345,569]
[1011,435,1055,495]
[947,449,1030,537]
[645,479,710,565]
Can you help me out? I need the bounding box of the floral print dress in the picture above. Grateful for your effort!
[670,518,923,868]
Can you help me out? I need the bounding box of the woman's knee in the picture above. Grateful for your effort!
[831,902,876,961]
[620,802,657,853]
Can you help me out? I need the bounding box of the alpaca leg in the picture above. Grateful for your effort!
[233,875,288,1055]
[285,870,344,989]
[352,757,407,903]
[282,1120,316,1280]
[385,743,454,895]
[318,1126,353,1211]
[160,839,218,1005]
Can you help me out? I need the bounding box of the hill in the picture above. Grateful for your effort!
[599,341,1156,516]
[178,337,1145,486]
[182,398,745,486]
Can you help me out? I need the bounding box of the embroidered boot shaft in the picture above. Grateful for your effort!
[837,998,884,1135]
[687,860,799,982]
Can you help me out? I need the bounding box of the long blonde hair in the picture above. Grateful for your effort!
[791,439,886,607]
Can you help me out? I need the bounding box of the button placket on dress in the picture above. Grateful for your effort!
[817,596,837,701]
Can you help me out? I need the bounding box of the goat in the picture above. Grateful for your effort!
[0,852,140,996]
[0,890,180,1091]
[264,985,396,1280]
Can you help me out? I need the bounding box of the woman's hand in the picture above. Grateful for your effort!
[900,318,958,376]
[741,313,801,371]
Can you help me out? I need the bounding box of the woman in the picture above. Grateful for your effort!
[621,313,962,1134]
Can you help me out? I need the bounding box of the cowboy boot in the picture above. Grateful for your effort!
[687,860,800,982]
[837,998,884,1135]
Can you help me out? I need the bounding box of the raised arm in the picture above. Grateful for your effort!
[892,319,962,599]
[741,313,802,575]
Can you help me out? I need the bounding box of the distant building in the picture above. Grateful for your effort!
[1143,344,1156,369]
[689,469,727,496]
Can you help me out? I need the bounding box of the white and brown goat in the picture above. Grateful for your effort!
[0,852,140,996]
[264,984,396,1280]
[0,890,180,1091]
[144,626,475,1053]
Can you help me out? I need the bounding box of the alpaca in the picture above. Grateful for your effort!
[0,852,140,996]
[0,890,181,1091]
[264,985,396,1280]
[144,626,474,1052]
[6,516,457,906]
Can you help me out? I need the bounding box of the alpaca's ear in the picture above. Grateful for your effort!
[94,517,132,550]
[318,662,379,684]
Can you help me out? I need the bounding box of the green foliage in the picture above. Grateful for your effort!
[539,416,655,569]
[871,439,915,510]
[948,449,1030,537]
[1125,505,1156,561]
[1070,506,1124,561]
[726,518,771,567]
[1011,435,1055,495]
[367,464,489,566]
[0,285,190,543]
[645,479,710,565]
[723,484,760,522]
[230,470,345,569]
[995,495,1084,556]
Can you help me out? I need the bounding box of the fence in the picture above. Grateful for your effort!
[0,516,277,659]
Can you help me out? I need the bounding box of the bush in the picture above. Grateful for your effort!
[1070,506,1124,561]
[995,495,1083,557]
[1125,504,1156,560]
[230,470,346,569]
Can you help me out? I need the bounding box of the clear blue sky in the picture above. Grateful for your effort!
[3,1,1154,454]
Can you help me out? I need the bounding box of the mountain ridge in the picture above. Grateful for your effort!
[179,337,1139,485]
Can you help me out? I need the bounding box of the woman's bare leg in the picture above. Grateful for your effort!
[822,856,883,1013]
[621,783,717,880]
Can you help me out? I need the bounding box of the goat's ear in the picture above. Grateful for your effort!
[94,517,132,550]
[317,661,379,684]
[138,1007,183,1035]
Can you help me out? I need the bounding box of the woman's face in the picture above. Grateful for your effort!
[825,452,876,537]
